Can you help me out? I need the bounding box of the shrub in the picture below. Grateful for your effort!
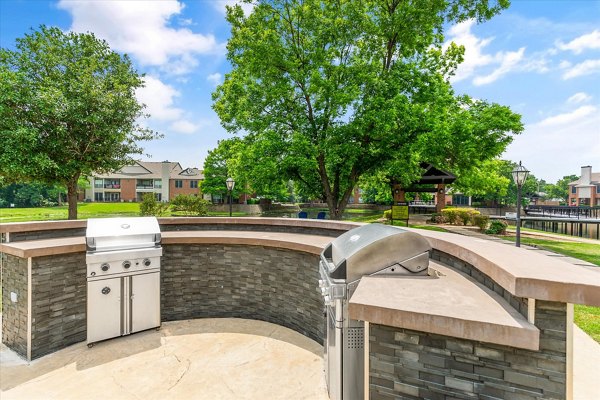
[442,208,480,225]
[473,214,490,231]
[428,213,446,224]
[247,198,260,205]
[383,209,392,220]
[170,194,209,216]
[139,193,169,216]
[441,208,458,224]
[486,220,507,235]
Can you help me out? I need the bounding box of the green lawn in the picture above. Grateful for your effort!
[575,305,600,343]
[501,236,600,266]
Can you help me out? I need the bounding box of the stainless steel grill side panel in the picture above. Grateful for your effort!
[319,224,432,400]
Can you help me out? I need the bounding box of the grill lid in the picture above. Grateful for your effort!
[322,224,430,282]
[86,217,161,252]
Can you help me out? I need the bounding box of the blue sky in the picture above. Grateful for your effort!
[1,0,599,183]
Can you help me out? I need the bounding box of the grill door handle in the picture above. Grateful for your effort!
[101,287,111,295]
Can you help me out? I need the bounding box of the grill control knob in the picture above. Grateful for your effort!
[318,279,326,288]
[324,295,332,305]
[101,263,110,272]
[321,287,328,296]
[123,261,131,269]
[143,258,151,267]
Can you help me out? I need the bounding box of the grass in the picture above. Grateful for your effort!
[575,305,600,343]
[501,236,600,266]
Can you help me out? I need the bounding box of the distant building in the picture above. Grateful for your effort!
[568,166,600,206]
[85,161,203,202]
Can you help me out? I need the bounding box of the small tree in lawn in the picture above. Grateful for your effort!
[0,26,160,219]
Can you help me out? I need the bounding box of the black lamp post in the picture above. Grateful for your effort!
[226,177,235,217]
[512,161,529,247]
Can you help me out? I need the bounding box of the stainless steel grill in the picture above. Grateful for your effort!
[86,217,162,346]
[318,224,431,400]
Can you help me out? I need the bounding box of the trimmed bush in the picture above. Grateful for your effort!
[170,194,209,216]
[441,208,480,226]
[473,214,490,231]
[486,220,507,235]
[429,213,445,224]
[383,209,392,220]
[139,193,169,216]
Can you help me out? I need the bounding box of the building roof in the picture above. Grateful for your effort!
[569,172,600,186]
[93,161,203,180]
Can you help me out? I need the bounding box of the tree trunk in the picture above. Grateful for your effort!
[67,175,80,220]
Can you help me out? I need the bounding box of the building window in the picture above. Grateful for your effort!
[94,179,103,189]
[104,179,120,189]
[175,180,183,188]
[154,179,162,189]
[190,180,198,189]
[137,179,153,189]
[94,192,104,201]
[155,193,162,202]
[571,186,576,194]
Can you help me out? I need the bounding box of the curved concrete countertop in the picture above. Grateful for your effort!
[349,262,540,350]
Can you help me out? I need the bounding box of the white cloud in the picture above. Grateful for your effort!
[207,73,223,86]
[443,20,494,82]
[473,47,525,86]
[556,30,600,54]
[558,60,572,69]
[504,105,600,182]
[136,76,183,121]
[445,21,539,85]
[536,105,597,127]
[170,120,199,134]
[58,0,220,73]
[567,92,592,104]
[562,59,600,79]
[214,0,255,17]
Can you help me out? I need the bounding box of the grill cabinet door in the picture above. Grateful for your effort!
[130,272,161,333]
[87,277,122,343]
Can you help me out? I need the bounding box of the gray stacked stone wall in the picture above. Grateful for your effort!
[431,249,529,318]
[30,253,87,359]
[1,254,29,358]
[161,244,324,343]
[8,228,86,242]
[159,223,344,237]
[369,300,567,400]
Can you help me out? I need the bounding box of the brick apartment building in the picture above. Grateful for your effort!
[568,165,600,206]
[85,161,203,202]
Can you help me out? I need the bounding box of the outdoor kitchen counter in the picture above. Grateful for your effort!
[0,230,334,258]
[404,227,600,307]
[349,262,540,350]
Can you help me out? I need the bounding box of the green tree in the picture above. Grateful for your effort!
[546,175,578,202]
[214,0,521,219]
[201,138,247,201]
[0,26,159,219]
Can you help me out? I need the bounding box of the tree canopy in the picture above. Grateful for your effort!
[213,0,522,219]
[0,26,159,219]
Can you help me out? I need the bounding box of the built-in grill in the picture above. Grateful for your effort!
[86,217,162,346]
[318,224,431,400]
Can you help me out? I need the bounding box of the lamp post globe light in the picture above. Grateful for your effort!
[226,177,235,217]
[511,161,529,247]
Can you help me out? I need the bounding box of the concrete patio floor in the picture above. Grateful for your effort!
[1,318,328,400]
[1,318,598,399]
